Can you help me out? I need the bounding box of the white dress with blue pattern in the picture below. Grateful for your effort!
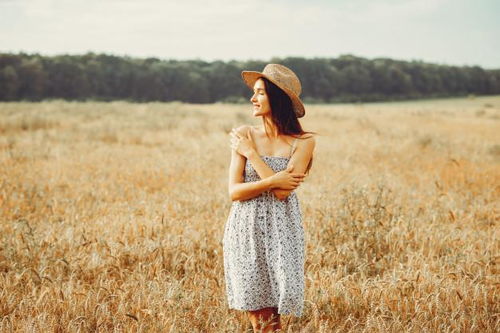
[223,139,305,317]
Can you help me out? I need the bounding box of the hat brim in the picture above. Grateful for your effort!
[241,71,305,118]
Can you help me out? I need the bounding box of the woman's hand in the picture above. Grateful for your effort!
[270,164,305,190]
[229,127,257,158]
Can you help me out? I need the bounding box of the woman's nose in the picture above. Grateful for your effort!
[250,95,257,102]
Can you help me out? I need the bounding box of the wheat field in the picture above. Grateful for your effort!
[0,96,499,332]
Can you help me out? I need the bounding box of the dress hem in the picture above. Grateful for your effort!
[227,304,303,317]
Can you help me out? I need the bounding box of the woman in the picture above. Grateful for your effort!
[223,63,316,332]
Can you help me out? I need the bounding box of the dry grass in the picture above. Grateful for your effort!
[0,96,499,332]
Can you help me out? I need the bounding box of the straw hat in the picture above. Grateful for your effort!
[241,63,305,118]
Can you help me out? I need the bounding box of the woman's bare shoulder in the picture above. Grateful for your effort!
[296,133,316,151]
[233,124,253,136]
[297,132,315,140]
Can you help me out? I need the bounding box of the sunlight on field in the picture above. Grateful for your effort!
[0,96,499,332]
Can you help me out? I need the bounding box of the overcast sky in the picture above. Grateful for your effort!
[1,0,499,69]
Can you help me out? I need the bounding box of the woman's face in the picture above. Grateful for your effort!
[250,78,271,117]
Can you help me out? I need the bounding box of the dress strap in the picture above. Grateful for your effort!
[289,137,298,158]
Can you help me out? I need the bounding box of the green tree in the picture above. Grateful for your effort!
[0,65,20,100]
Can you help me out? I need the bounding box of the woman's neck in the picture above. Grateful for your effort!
[262,116,279,139]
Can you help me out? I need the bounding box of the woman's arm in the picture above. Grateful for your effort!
[277,135,315,199]
[228,143,277,201]
[246,151,291,200]
[252,135,315,200]
[236,126,315,200]
[233,125,291,200]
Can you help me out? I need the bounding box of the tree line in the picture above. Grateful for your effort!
[1,52,499,103]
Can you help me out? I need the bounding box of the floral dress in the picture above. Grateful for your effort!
[223,138,305,317]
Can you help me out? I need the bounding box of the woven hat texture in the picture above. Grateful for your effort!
[241,63,305,118]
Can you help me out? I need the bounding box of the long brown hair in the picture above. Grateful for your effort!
[261,77,317,175]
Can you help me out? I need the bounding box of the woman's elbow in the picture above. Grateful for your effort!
[273,190,291,201]
[228,187,240,201]
[275,194,289,201]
